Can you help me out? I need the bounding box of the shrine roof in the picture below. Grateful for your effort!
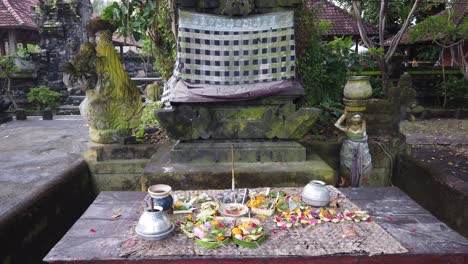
[0,0,39,30]
[313,1,378,37]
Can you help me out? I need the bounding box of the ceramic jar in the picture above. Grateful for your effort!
[135,205,175,240]
[343,76,373,100]
[147,184,174,211]
[301,180,330,207]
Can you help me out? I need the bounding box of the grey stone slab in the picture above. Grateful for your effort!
[0,116,89,216]
[44,188,468,263]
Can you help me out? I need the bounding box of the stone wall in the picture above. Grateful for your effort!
[122,51,159,78]
[34,0,92,93]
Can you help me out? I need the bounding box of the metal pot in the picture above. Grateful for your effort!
[135,206,174,241]
[301,180,330,207]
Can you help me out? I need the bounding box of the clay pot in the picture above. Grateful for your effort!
[343,76,373,100]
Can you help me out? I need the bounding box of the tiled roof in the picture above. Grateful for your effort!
[0,0,39,30]
[313,1,378,37]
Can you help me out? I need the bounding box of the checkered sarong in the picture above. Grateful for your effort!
[173,10,296,85]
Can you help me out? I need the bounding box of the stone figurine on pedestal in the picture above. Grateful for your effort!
[335,77,373,187]
[62,20,142,143]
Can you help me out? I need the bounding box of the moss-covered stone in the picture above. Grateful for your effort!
[67,21,142,144]
[155,98,321,140]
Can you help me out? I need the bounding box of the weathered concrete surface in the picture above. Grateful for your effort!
[400,119,468,145]
[0,116,89,216]
[0,116,96,263]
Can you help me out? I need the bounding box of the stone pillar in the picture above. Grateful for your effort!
[7,30,16,54]
[34,0,92,92]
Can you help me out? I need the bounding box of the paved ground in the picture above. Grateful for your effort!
[400,119,467,145]
[0,116,89,216]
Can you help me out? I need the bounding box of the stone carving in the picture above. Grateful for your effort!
[34,0,92,92]
[336,77,373,187]
[63,20,142,144]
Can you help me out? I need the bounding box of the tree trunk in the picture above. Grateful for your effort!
[441,53,447,109]
[379,58,390,95]
[6,78,18,110]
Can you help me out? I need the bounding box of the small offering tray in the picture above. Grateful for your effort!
[120,187,408,258]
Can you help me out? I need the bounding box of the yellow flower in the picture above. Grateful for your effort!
[186,215,192,220]
[216,235,225,241]
[259,214,267,220]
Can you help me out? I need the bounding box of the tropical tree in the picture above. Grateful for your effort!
[350,0,445,94]
[410,5,468,107]
[101,0,176,80]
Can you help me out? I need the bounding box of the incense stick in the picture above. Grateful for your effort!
[231,144,235,191]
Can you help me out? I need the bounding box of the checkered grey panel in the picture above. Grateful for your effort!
[173,11,296,85]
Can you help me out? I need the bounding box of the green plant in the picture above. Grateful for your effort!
[439,76,468,107]
[0,55,18,110]
[16,44,40,59]
[410,6,468,107]
[27,86,61,110]
[102,0,176,81]
[135,100,163,138]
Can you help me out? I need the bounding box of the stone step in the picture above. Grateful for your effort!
[85,143,163,162]
[171,141,306,163]
[56,105,81,115]
[144,150,337,190]
[87,159,149,174]
[66,95,86,106]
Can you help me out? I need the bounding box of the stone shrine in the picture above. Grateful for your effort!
[145,0,335,190]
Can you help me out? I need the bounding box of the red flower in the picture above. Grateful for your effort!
[387,216,393,221]
[366,217,372,222]
[90,229,96,233]
[251,223,257,227]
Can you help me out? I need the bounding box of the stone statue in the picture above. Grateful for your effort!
[335,111,372,187]
[63,20,142,143]
[337,76,374,187]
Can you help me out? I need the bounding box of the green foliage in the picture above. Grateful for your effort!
[0,54,18,110]
[298,33,375,106]
[440,76,468,105]
[102,0,176,80]
[334,0,445,33]
[410,8,468,48]
[27,86,61,110]
[410,7,468,107]
[0,55,17,77]
[413,45,440,61]
[135,100,163,138]
[16,44,40,58]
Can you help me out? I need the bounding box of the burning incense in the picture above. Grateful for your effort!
[231,144,235,191]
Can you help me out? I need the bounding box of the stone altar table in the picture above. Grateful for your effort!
[44,187,468,263]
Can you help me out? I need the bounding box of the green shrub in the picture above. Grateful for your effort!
[27,86,61,110]
[135,100,163,138]
[440,76,468,107]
